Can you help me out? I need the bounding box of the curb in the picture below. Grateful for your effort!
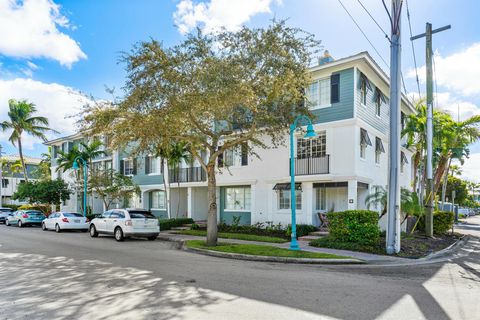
[421,234,469,261]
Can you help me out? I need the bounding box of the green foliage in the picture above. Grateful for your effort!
[190,223,200,230]
[158,218,194,231]
[327,210,380,246]
[441,175,469,205]
[0,204,19,211]
[13,179,71,206]
[310,236,383,254]
[175,230,287,243]
[18,204,52,215]
[417,211,454,235]
[216,221,316,239]
[286,224,317,237]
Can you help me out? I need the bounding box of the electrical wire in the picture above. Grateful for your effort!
[405,0,421,99]
[356,0,391,42]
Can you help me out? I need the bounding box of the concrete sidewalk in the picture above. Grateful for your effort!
[157,231,411,263]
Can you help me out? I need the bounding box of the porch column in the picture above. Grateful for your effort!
[303,182,314,225]
[347,180,358,210]
[250,184,256,223]
[187,187,193,219]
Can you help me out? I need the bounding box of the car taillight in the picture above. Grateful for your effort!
[62,217,69,223]
[125,220,132,226]
[22,214,28,218]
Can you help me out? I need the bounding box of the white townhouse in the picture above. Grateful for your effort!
[0,154,41,205]
[46,51,415,228]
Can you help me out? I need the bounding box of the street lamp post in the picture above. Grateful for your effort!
[72,156,88,217]
[289,115,317,250]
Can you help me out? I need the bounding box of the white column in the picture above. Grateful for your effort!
[250,184,256,223]
[216,187,221,222]
[187,187,193,219]
[303,182,314,225]
[347,180,358,210]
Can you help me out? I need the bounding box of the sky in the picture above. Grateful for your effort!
[0,0,479,181]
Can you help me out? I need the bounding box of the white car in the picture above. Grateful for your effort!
[42,212,89,233]
[89,208,159,241]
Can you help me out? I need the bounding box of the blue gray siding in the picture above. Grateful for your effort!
[311,68,355,124]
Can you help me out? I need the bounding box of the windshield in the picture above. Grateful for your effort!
[0,209,12,212]
[63,213,83,217]
[26,211,44,216]
[129,211,156,219]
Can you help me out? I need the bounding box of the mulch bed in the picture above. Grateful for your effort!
[393,232,461,258]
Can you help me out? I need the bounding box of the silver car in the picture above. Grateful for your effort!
[6,210,46,227]
[0,208,13,224]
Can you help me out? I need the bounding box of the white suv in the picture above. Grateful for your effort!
[89,209,159,241]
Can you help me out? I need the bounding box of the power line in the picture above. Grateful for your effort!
[405,0,421,99]
[336,0,389,69]
[356,0,391,42]
[432,52,439,109]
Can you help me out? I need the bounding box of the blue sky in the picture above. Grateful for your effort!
[1,0,479,180]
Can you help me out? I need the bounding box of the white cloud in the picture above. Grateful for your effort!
[435,92,480,122]
[173,0,281,34]
[0,78,90,151]
[458,153,480,183]
[0,0,86,68]
[409,43,480,96]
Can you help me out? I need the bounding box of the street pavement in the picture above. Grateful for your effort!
[0,222,479,320]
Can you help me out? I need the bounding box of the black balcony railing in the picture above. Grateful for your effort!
[290,155,330,176]
[169,167,207,183]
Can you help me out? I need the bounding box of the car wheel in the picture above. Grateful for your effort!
[89,225,98,237]
[5,220,9,226]
[147,236,157,241]
[114,227,124,242]
[42,222,47,231]
[55,224,61,233]
[18,220,23,228]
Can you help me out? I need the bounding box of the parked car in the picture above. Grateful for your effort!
[42,212,89,233]
[89,208,159,241]
[0,207,13,224]
[6,210,46,227]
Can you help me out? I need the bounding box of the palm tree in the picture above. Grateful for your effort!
[167,141,191,218]
[365,186,388,218]
[0,99,57,182]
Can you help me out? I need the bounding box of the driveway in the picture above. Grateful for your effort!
[0,224,479,320]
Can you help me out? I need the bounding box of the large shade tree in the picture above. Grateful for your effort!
[1,99,56,182]
[83,21,319,246]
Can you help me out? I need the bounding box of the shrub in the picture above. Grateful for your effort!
[286,224,317,238]
[0,204,19,211]
[190,223,200,230]
[18,204,52,215]
[158,218,194,231]
[417,211,454,235]
[217,221,317,239]
[327,210,380,246]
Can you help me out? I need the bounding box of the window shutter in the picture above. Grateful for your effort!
[132,158,137,175]
[241,143,248,166]
[218,152,224,168]
[120,160,125,175]
[145,156,150,174]
[330,74,340,104]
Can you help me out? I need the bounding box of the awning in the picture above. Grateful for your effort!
[360,73,372,91]
[374,87,387,103]
[313,182,348,188]
[273,183,302,191]
[357,182,369,189]
[360,128,372,146]
[375,137,385,153]
[401,152,409,164]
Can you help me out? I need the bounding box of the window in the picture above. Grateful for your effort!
[104,160,112,171]
[360,128,372,159]
[375,97,381,117]
[330,74,340,104]
[297,131,326,159]
[401,112,406,131]
[375,137,385,164]
[221,143,248,167]
[401,152,408,174]
[145,156,160,174]
[307,78,330,108]
[122,159,135,176]
[1,178,8,188]
[151,191,166,209]
[92,162,102,173]
[278,190,302,210]
[225,187,251,211]
[315,187,326,211]
[360,79,367,105]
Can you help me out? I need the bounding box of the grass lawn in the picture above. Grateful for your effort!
[185,240,350,259]
[173,229,288,243]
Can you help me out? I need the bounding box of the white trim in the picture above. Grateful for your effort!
[224,209,250,213]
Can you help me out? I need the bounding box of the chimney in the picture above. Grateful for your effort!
[319,50,334,65]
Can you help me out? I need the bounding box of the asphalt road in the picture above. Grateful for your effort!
[0,224,479,320]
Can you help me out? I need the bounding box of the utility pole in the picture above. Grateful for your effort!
[386,0,402,254]
[411,23,450,237]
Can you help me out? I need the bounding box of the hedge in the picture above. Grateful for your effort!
[327,210,380,246]
[158,218,194,231]
[417,211,454,235]
[0,204,19,211]
[18,204,52,215]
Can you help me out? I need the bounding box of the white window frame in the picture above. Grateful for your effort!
[151,190,166,210]
[296,131,326,159]
[375,98,381,118]
[147,156,161,175]
[375,149,381,164]
[225,187,251,211]
[360,142,367,159]
[360,80,367,106]
[224,146,242,167]
[123,158,134,176]
[315,187,326,211]
[307,77,331,110]
[277,190,302,210]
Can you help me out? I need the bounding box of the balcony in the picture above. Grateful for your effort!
[290,155,330,176]
[169,167,207,183]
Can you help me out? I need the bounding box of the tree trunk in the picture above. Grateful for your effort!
[433,155,449,194]
[17,138,28,182]
[176,163,181,218]
[441,157,452,206]
[161,159,171,218]
[206,164,218,246]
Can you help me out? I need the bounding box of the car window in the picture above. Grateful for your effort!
[110,211,125,219]
[128,211,156,219]
[101,211,111,218]
[0,208,12,213]
[63,213,83,217]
